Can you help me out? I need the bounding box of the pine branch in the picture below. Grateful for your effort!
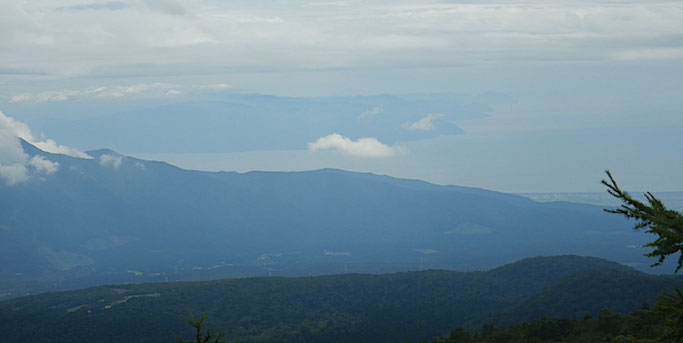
[172,312,228,343]
[602,170,683,273]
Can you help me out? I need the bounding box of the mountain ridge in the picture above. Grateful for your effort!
[0,139,662,301]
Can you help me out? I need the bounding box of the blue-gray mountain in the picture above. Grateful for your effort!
[0,140,661,299]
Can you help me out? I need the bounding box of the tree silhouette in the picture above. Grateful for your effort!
[602,170,683,273]
[603,170,683,341]
[172,312,228,343]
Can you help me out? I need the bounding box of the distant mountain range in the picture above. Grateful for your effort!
[519,191,683,212]
[1,255,681,343]
[0,140,667,299]
[5,92,507,153]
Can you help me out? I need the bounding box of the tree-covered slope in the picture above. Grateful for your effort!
[505,269,678,322]
[1,255,680,343]
[429,307,667,343]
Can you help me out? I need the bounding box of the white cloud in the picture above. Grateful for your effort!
[358,105,384,119]
[28,155,59,174]
[0,163,29,186]
[99,154,122,169]
[308,133,404,158]
[9,94,32,102]
[9,83,180,103]
[32,139,92,159]
[9,82,233,103]
[403,113,445,131]
[0,129,29,185]
[0,111,65,185]
[0,110,90,158]
[199,83,231,91]
[95,83,177,97]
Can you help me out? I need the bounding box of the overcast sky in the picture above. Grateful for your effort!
[1,0,683,192]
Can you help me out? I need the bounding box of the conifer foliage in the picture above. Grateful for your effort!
[173,312,228,343]
[603,170,683,341]
[602,170,683,272]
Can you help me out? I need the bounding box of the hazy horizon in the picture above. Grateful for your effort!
[2,0,683,193]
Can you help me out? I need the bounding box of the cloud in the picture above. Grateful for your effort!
[144,0,187,16]
[99,154,122,169]
[32,139,92,159]
[308,133,404,158]
[28,155,59,174]
[10,83,179,103]
[57,2,128,12]
[0,133,29,186]
[612,47,683,61]
[0,163,29,185]
[2,0,682,85]
[199,83,232,91]
[0,111,65,185]
[403,113,445,131]
[0,110,90,158]
[9,82,232,103]
[358,106,385,119]
[8,94,32,102]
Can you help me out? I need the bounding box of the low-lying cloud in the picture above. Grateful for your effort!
[403,113,446,131]
[10,83,178,103]
[99,154,123,169]
[29,156,59,175]
[32,139,91,159]
[9,83,231,103]
[0,130,29,185]
[358,106,385,120]
[308,133,404,158]
[0,110,86,185]
[0,111,91,159]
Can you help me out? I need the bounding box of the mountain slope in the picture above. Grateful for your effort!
[0,141,656,298]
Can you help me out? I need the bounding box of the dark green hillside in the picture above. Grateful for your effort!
[429,307,667,343]
[1,255,680,343]
[505,269,679,322]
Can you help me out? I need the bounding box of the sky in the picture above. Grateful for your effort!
[1,0,683,192]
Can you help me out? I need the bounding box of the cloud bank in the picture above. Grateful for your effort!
[0,111,91,159]
[308,133,404,158]
[0,127,30,185]
[0,110,87,185]
[2,0,682,85]
[10,83,176,103]
[9,82,231,103]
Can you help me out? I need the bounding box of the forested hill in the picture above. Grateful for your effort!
[1,255,681,343]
